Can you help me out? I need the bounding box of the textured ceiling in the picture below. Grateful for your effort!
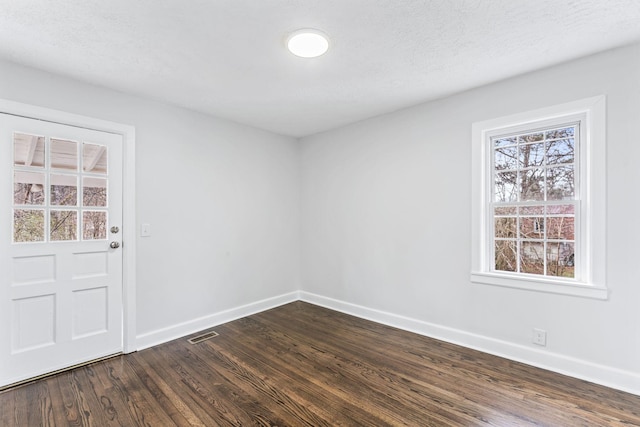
[1,1,640,137]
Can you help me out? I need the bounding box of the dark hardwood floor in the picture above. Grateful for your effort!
[2,301,639,426]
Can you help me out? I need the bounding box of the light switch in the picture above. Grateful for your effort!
[141,223,151,237]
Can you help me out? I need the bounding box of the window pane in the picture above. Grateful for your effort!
[14,133,45,168]
[51,174,78,206]
[14,209,45,243]
[521,205,544,215]
[83,177,107,207]
[547,165,574,200]
[547,242,575,278]
[520,241,544,275]
[547,217,575,240]
[494,171,517,202]
[83,211,107,240]
[494,206,517,215]
[547,138,574,165]
[51,139,78,171]
[495,240,516,272]
[494,136,517,147]
[495,218,516,238]
[519,132,544,143]
[83,143,108,174]
[520,168,544,201]
[520,217,544,239]
[518,143,544,168]
[14,171,45,205]
[546,126,575,139]
[546,204,574,215]
[495,146,517,170]
[50,210,78,241]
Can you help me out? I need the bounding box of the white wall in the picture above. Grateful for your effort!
[0,59,301,347]
[300,43,640,394]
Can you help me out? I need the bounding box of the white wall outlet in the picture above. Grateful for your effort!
[141,223,152,237]
[533,328,547,346]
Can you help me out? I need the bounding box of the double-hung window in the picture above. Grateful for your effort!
[471,97,607,299]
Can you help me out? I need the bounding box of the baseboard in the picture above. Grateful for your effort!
[136,291,300,350]
[299,291,640,397]
[134,290,640,396]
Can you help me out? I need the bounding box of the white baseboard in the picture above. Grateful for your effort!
[134,289,640,396]
[136,291,300,350]
[299,291,640,397]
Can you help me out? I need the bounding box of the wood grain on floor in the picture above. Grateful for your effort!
[1,301,639,426]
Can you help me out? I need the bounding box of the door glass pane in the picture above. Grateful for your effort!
[51,174,78,206]
[83,143,108,174]
[83,211,107,240]
[14,133,45,168]
[51,139,78,171]
[83,177,107,207]
[14,209,45,242]
[14,171,45,205]
[50,210,78,241]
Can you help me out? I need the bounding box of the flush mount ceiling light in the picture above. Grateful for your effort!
[286,29,329,58]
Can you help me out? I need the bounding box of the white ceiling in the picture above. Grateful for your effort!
[1,1,640,138]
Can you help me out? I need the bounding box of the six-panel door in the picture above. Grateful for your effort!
[0,113,123,388]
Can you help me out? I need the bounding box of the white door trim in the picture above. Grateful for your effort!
[0,98,137,353]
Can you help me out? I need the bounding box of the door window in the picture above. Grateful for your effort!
[12,133,109,243]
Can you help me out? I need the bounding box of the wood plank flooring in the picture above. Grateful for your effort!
[2,301,640,426]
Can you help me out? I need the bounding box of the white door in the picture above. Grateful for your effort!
[0,113,123,388]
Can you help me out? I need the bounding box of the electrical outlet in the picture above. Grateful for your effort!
[533,328,547,346]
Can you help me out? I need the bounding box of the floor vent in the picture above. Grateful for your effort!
[187,330,219,344]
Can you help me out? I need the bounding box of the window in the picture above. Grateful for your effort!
[471,97,607,299]
[492,124,577,278]
[12,133,109,243]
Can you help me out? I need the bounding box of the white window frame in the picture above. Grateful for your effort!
[471,96,607,300]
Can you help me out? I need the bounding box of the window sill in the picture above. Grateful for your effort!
[470,272,608,300]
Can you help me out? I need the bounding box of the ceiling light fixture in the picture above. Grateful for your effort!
[287,29,329,58]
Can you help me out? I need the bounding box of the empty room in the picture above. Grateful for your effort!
[1,1,640,425]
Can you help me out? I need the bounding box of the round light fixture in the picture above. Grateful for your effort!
[287,29,329,58]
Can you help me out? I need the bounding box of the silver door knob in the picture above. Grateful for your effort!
[110,226,120,234]
[110,241,120,249]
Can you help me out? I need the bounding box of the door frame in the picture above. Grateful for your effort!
[0,98,137,353]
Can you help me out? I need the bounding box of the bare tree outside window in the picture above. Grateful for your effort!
[492,125,576,278]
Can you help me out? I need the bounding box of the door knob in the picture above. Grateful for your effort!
[110,241,120,249]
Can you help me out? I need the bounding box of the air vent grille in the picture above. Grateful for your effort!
[187,330,219,344]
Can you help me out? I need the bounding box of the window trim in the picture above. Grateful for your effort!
[471,96,607,300]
